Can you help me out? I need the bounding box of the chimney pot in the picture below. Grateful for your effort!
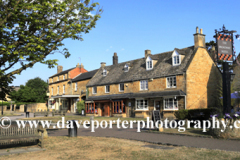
[145,50,151,58]
[80,63,84,69]
[200,28,203,34]
[101,62,106,68]
[196,26,199,33]
[113,52,118,65]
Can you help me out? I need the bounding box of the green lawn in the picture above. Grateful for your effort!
[148,128,212,138]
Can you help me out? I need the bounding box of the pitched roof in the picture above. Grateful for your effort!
[49,67,74,78]
[87,46,195,87]
[72,69,98,82]
[87,90,186,101]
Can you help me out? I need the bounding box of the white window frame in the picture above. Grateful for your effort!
[119,83,124,92]
[57,86,59,95]
[124,64,129,72]
[166,76,176,88]
[63,85,65,94]
[57,76,59,81]
[75,82,77,91]
[173,56,180,65]
[146,56,153,70]
[63,75,65,80]
[103,69,107,76]
[140,80,148,90]
[135,99,148,110]
[164,98,178,110]
[172,50,181,66]
[93,86,97,94]
[105,85,110,93]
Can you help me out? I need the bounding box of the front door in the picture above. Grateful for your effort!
[104,103,110,116]
[155,100,163,117]
[101,104,105,116]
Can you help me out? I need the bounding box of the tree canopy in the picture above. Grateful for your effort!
[0,0,102,99]
[9,77,48,103]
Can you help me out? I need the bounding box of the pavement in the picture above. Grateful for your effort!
[0,147,45,156]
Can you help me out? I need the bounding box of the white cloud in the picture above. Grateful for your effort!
[87,12,95,17]
[121,48,125,51]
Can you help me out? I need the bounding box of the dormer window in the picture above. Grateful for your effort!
[172,50,181,66]
[124,64,129,72]
[103,69,107,76]
[146,56,153,70]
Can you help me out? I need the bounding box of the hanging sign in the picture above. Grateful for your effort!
[217,34,233,61]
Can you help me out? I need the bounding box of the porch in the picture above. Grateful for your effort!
[48,95,80,113]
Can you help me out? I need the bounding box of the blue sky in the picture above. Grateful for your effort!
[10,0,240,86]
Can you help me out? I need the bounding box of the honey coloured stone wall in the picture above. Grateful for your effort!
[88,75,185,97]
[186,47,222,109]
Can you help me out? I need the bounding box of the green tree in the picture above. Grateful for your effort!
[77,100,85,114]
[9,77,48,103]
[0,0,102,98]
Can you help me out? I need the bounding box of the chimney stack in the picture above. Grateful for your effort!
[76,63,80,68]
[57,65,63,73]
[194,26,205,49]
[101,62,106,68]
[145,50,151,58]
[113,52,118,65]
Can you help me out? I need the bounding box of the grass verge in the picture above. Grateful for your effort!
[1,136,240,160]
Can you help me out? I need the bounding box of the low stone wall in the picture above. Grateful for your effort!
[27,103,47,112]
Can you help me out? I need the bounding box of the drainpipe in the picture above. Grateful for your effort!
[184,95,186,109]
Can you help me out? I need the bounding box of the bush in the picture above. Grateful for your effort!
[77,100,85,114]
[188,107,221,120]
[174,109,188,120]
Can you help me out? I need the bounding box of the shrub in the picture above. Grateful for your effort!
[188,107,221,120]
[174,109,188,120]
[77,100,85,114]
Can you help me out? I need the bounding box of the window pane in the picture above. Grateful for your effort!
[173,77,176,87]
[145,81,148,89]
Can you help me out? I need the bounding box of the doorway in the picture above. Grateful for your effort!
[154,100,163,117]
[101,103,110,116]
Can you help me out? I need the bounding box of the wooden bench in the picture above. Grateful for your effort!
[52,110,66,116]
[0,126,44,148]
[34,111,49,117]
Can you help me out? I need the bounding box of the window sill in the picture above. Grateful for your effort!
[163,109,178,111]
[146,68,153,71]
[119,90,124,92]
[135,109,148,111]
[165,87,177,90]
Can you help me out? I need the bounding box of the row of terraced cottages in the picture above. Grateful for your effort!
[48,27,221,118]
